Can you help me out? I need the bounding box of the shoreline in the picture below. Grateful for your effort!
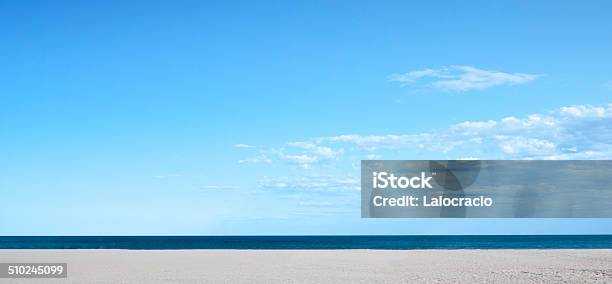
[1,249,611,283]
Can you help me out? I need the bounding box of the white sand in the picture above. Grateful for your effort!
[1,249,611,283]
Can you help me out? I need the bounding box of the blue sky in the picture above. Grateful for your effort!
[1,0,612,235]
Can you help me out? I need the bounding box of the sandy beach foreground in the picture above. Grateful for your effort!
[1,249,611,283]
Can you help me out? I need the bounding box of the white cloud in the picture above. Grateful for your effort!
[234,143,256,149]
[240,142,344,167]
[366,154,382,160]
[249,103,612,163]
[389,65,539,92]
[313,146,343,159]
[317,134,423,151]
[451,120,497,132]
[279,146,344,168]
[287,141,316,149]
[201,185,240,190]
[237,103,612,193]
[259,175,359,192]
[559,105,611,118]
[282,154,318,165]
[239,154,272,164]
[459,157,480,160]
[494,136,556,156]
[387,68,448,84]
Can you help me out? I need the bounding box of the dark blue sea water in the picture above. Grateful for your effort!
[1,235,612,250]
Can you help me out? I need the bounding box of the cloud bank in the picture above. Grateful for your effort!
[238,103,612,191]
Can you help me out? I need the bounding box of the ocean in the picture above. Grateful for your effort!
[1,235,612,250]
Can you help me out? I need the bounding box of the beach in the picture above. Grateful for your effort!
[1,249,611,283]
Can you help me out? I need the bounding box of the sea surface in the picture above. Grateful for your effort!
[1,235,612,250]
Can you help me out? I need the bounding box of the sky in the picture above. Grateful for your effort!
[1,0,612,235]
